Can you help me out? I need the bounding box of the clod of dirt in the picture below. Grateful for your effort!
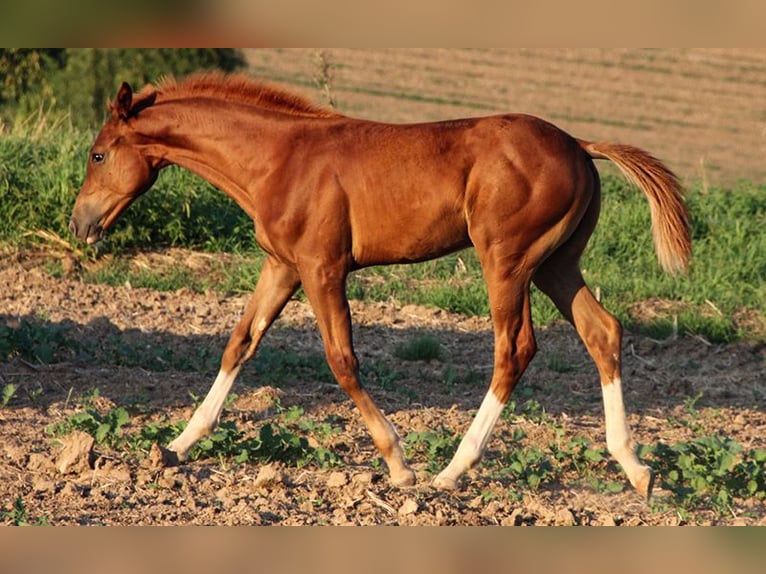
[352,471,374,486]
[55,431,96,475]
[144,443,179,470]
[398,498,419,516]
[93,457,132,483]
[253,464,285,489]
[26,452,55,472]
[555,508,577,526]
[326,471,348,488]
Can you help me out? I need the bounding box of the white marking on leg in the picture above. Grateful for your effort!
[433,390,505,488]
[167,367,240,459]
[602,378,652,492]
[602,378,632,458]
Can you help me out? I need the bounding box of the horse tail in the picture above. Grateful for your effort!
[579,140,692,275]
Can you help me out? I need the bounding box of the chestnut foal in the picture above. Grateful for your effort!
[70,72,690,498]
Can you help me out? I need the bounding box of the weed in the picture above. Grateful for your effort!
[503,396,549,424]
[544,353,583,374]
[362,362,404,392]
[443,365,483,388]
[46,406,130,448]
[393,334,443,362]
[639,436,766,515]
[2,496,49,526]
[496,444,557,492]
[405,426,460,474]
[254,347,333,386]
[0,318,78,364]
[1,383,17,407]
[129,418,186,452]
[191,419,335,467]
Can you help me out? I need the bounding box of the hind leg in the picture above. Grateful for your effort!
[434,259,537,489]
[534,261,654,499]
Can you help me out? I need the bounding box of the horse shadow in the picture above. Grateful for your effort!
[1,311,762,419]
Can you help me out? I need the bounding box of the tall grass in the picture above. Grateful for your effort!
[0,125,255,253]
[1,126,764,341]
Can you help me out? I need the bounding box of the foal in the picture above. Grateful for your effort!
[70,72,691,498]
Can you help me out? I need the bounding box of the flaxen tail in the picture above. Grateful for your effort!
[579,140,692,275]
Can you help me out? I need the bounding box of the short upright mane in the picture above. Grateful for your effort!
[138,71,340,118]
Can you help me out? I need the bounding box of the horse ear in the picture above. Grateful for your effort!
[113,82,133,120]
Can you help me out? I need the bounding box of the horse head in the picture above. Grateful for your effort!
[69,82,159,245]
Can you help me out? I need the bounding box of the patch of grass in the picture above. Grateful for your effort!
[393,334,443,362]
[0,318,80,364]
[0,130,255,254]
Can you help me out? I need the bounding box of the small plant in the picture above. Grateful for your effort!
[544,353,582,374]
[2,496,49,526]
[179,416,342,469]
[443,365,483,388]
[1,383,17,407]
[46,406,130,448]
[129,418,186,452]
[503,396,549,424]
[498,445,557,491]
[393,334,442,362]
[640,436,766,515]
[0,319,78,364]
[405,426,460,474]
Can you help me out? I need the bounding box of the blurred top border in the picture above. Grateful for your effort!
[1,0,765,47]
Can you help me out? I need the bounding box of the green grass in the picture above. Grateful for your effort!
[1,126,764,342]
[45,399,343,470]
[393,334,443,362]
[0,127,256,253]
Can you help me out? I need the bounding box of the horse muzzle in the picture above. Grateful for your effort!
[69,217,105,245]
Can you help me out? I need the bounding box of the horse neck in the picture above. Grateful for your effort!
[135,100,291,219]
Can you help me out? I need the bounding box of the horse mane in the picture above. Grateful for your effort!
[130,70,341,118]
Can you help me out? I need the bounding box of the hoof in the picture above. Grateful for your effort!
[145,443,183,470]
[390,468,417,487]
[158,444,184,467]
[431,474,458,490]
[633,465,655,501]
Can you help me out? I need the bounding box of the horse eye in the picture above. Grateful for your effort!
[91,152,105,164]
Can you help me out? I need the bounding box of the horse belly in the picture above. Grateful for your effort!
[351,201,469,267]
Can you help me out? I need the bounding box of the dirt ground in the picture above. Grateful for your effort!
[1,251,764,526]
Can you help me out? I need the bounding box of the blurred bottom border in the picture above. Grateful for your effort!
[0,526,762,574]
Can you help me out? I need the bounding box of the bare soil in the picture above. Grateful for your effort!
[1,251,764,525]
